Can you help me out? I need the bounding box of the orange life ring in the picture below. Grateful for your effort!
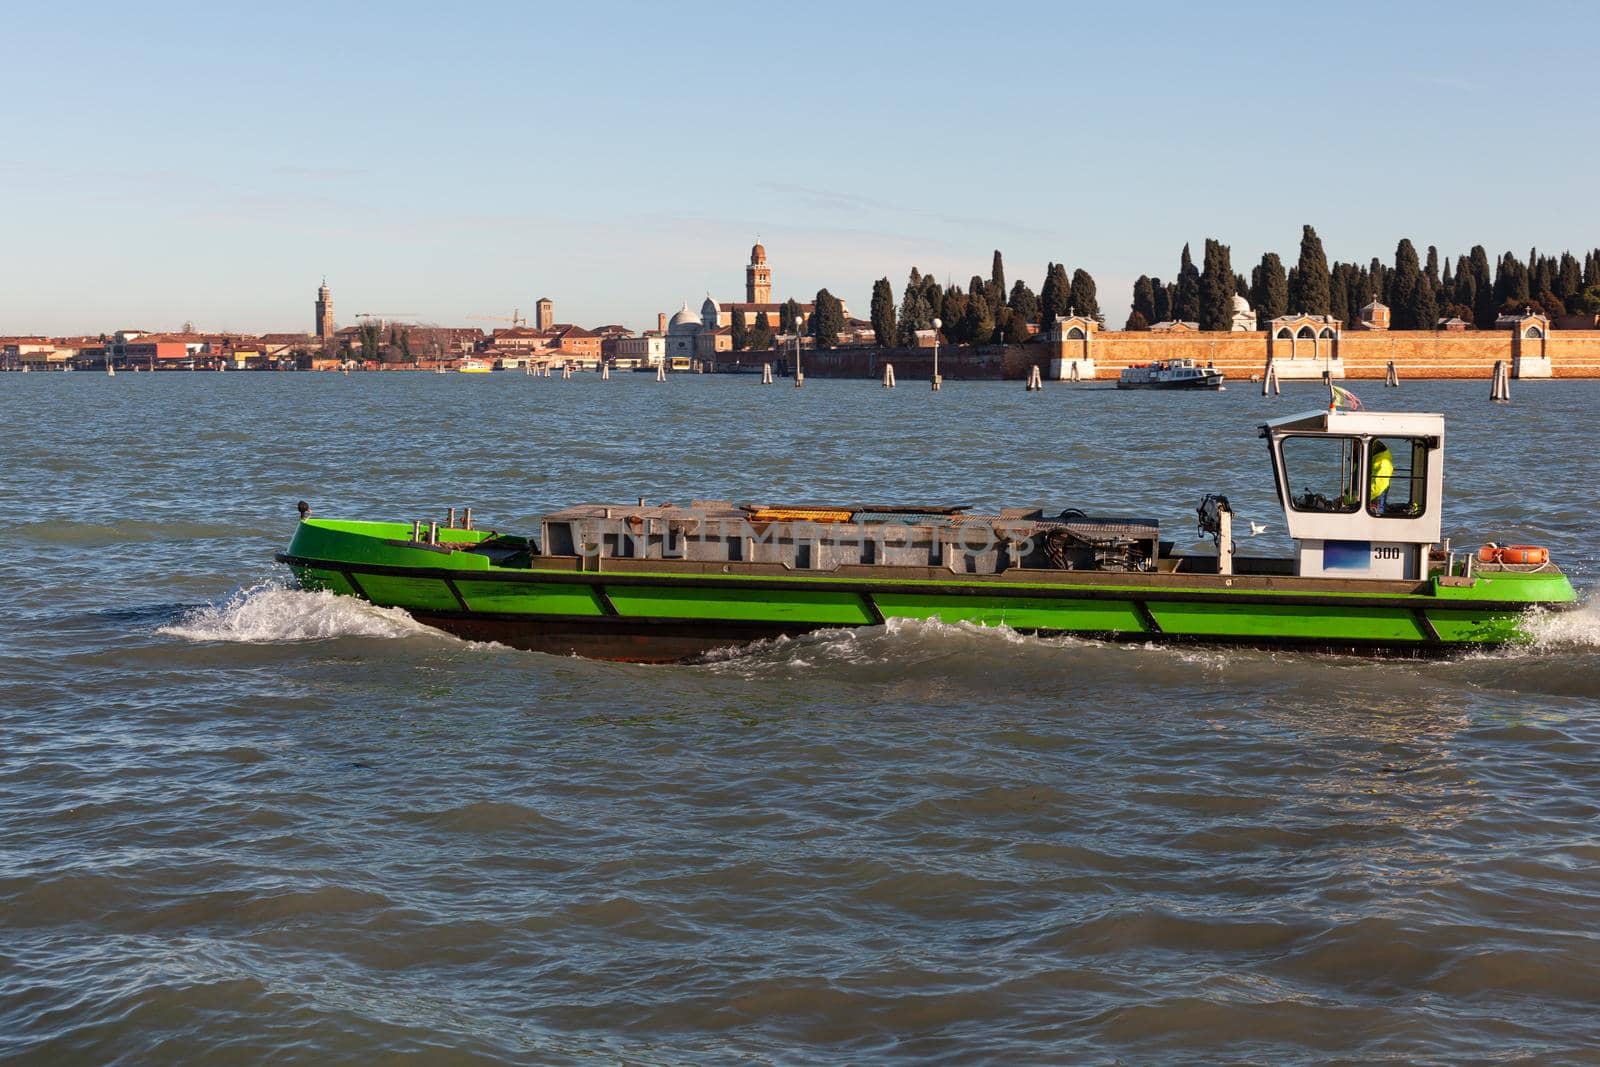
[1476,543,1502,564]
[1498,544,1548,566]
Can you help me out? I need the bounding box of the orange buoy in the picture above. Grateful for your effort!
[1498,544,1549,566]
[1477,543,1502,564]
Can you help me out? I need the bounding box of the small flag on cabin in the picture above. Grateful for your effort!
[1330,384,1364,410]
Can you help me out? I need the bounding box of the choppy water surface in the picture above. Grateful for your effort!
[3,373,1599,1063]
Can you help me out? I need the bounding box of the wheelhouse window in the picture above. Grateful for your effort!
[1282,435,1362,513]
[1367,437,1428,518]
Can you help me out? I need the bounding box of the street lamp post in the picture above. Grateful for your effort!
[931,316,943,391]
[793,315,804,387]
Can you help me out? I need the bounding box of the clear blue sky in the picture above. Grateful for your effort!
[5,0,1596,335]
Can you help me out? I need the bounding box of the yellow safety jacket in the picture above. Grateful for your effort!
[1369,448,1394,500]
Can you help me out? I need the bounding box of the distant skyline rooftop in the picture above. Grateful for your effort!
[3,1,1597,335]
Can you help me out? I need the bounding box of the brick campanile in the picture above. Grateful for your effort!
[315,278,334,343]
[746,241,771,304]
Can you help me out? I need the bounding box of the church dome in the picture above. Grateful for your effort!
[700,295,718,315]
[750,242,766,265]
[1233,293,1252,312]
[669,305,700,330]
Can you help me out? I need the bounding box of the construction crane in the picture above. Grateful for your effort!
[467,308,527,327]
[355,311,419,323]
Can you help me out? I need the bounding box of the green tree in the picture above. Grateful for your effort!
[1557,253,1583,302]
[731,307,748,350]
[811,289,844,348]
[747,311,773,350]
[1131,275,1156,324]
[1039,262,1071,326]
[1008,279,1039,323]
[941,287,970,341]
[1469,245,1495,327]
[1330,263,1351,327]
[990,250,1006,311]
[1068,268,1101,322]
[1174,243,1200,322]
[358,320,382,361]
[1391,239,1422,329]
[1197,239,1234,331]
[1424,245,1440,290]
[999,307,1031,343]
[898,275,933,345]
[1252,252,1288,322]
[960,289,994,344]
[1415,276,1439,330]
[1290,224,1331,314]
[781,297,805,336]
[920,274,943,323]
[869,277,896,347]
[1124,309,1150,331]
[1152,278,1171,323]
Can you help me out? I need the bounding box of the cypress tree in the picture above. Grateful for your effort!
[1234,271,1250,298]
[1454,268,1476,317]
[748,311,774,350]
[990,251,1006,311]
[1391,239,1421,329]
[969,274,987,308]
[870,278,896,347]
[999,307,1031,343]
[1124,310,1150,331]
[1469,246,1495,327]
[1586,251,1599,288]
[1253,252,1288,322]
[781,297,805,336]
[1131,275,1156,324]
[1039,262,1072,325]
[1330,263,1350,327]
[731,307,748,350]
[1068,268,1101,321]
[941,287,970,341]
[1008,279,1039,323]
[1346,266,1370,327]
[960,289,994,344]
[920,274,943,322]
[1424,245,1440,290]
[1151,277,1171,323]
[1442,257,1454,294]
[897,284,931,346]
[1415,275,1439,330]
[1558,253,1582,302]
[811,289,843,348]
[1174,244,1201,322]
[1291,225,1331,314]
[1197,238,1234,331]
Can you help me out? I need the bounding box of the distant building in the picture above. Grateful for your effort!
[1356,298,1391,331]
[535,297,554,331]
[315,279,335,344]
[1231,293,1257,332]
[1148,320,1200,333]
[665,243,844,338]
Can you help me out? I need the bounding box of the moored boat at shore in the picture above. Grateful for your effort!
[278,407,1577,662]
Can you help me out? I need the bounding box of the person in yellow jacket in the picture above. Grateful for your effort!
[1369,440,1394,510]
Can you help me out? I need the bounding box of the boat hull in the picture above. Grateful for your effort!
[277,522,1577,662]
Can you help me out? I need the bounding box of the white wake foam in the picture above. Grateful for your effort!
[1523,597,1600,650]
[158,580,439,643]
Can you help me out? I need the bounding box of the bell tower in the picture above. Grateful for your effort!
[315,278,334,344]
[746,240,771,304]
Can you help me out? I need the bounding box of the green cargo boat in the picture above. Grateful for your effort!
[278,408,1577,661]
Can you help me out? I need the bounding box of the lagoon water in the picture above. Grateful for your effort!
[3,371,1599,1063]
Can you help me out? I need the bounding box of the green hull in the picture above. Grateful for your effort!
[278,519,1578,662]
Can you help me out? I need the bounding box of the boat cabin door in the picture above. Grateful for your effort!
[1263,410,1444,580]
